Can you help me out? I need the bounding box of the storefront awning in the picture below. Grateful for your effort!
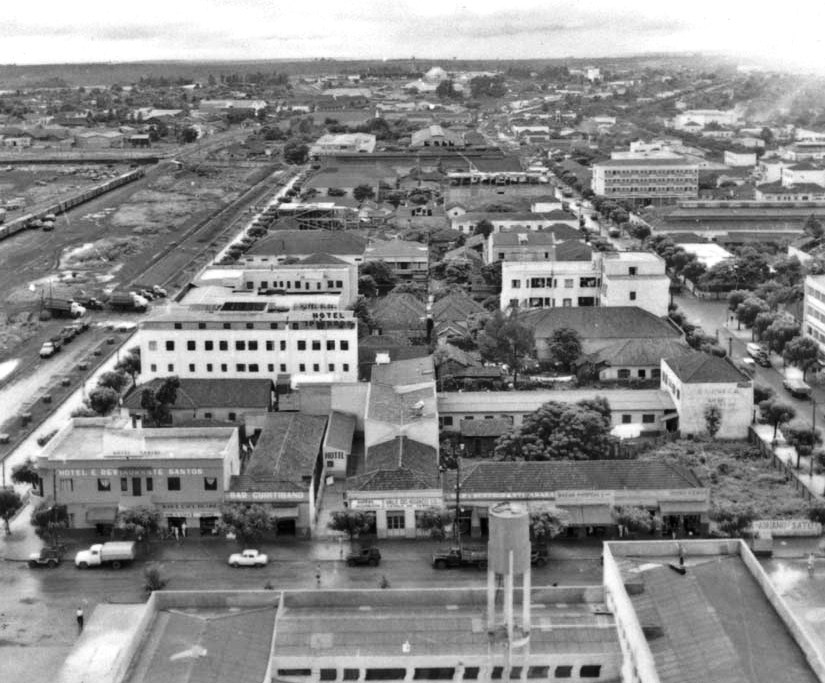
[85,506,118,523]
[659,501,708,515]
[271,506,299,518]
[560,505,613,526]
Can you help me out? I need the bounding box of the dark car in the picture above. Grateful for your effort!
[531,546,548,567]
[346,546,381,567]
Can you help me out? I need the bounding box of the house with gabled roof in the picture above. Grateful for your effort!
[370,292,428,344]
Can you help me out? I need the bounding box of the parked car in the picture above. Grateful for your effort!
[138,289,156,301]
[228,549,268,568]
[746,343,771,367]
[531,546,548,567]
[346,547,381,567]
[151,285,168,297]
[39,341,58,358]
[28,546,63,568]
[59,325,78,343]
[783,377,812,399]
[736,358,756,376]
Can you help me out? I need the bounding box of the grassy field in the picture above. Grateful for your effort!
[639,439,811,519]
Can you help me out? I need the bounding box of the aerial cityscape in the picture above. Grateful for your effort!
[4,2,825,682]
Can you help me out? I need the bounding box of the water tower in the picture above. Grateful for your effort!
[487,502,532,654]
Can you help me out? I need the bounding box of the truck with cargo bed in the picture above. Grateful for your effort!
[108,291,149,312]
[432,545,488,569]
[75,541,136,569]
[42,297,86,319]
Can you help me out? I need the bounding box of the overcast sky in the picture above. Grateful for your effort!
[3,0,825,71]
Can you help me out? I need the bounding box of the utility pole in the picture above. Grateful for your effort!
[812,398,817,479]
[454,443,464,546]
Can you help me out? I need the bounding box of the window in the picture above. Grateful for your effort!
[328,363,335,372]
[312,340,321,351]
[268,363,274,372]
[509,668,522,680]
[146,478,153,492]
[628,266,637,276]
[365,670,406,681]
[246,323,254,330]
[343,363,350,372]
[442,416,454,427]
[622,414,632,424]
[235,341,246,351]
[313,364,320,372]
[148,341,157,351]
[651,368,661,379]
[511,280,521,288]
[340,340,349,351]
[414,669,455,680]
[187,340,196,351]
[553,666,572,678]
[97,478,111,492]
[280,340,287,351]
[387,511,405,529]
[219,340,228,351]
[327,340,335,351]
[204,412,212,419]
[205,340,214,351]
[167,364,174,372]
[320,671,337,681]
[638,369,646,378]
[463,668,479,680]
[343,670,359,681]
[579,666,601,679]
[642,414,655,424]
[121,477,128,492]
[249,364,259,372]
[59,479,73,492]
[491,668,504,680]
[617,369,631,379]
[165,341,175,351]
[299,363,306,372]
[198,323,206,329]
[167,477,181,491]
[221,363,227,372]
[336,280,343,288]
[297,340,306,351]
[629,291,637,301]
[174,323,182,330]
[236,363,246,372]
[278,671,312,678]
[206,363,213,372]
[150,363,157,372]
[280,363,287,372]
[204,477,218,491]
[562,298,572,307]
[248,340,258,351]
[527,668,548,679]
[564,278,574,288]
[188,363,195,372]
[228,412,237,421]
[266,340,274,351]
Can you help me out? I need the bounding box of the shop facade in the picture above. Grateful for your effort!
[347,489,444,539]
[224,488,311,536]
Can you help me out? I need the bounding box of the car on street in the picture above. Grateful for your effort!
[151,285,168,297]
[783,377,812,399]
[531,546,548,567]
[28,546,63,568]
[346,547,381,567]
[736,358,756,376]
[39,341,58,358]
[746,343,771,367]
[228,549,268,568]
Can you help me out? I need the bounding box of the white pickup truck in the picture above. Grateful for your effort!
[75,542,136,569]
[228,549,268,568]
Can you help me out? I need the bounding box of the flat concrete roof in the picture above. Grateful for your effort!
[437,389,676,413]
[42,420,235,462]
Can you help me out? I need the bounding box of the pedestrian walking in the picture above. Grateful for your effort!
[316,562,322,588]
[76,606,84,633]
[678,543,685,568]
[808,553,815,578]
[173,526,180,543]
[338,536,343,559]
[181,521,187,539]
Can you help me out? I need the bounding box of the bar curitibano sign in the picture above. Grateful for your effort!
[749,519,823,536]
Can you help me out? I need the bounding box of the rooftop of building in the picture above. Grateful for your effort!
[245,230,367,257]
[431,291,487,323]
[325,410,356,453]
[369,292,427,329]
[359,435,439,489]
[450,459,702,495]
[244,413,327,484]
[123,378,273,411]
[602,250,663,263]
[371,355,436,387]
[140,304,355,324]
[522,306,680,340]
[595,156,698,168]
[607,543,820,683]
[664,353,750,384]
[490,224,584,245]
[460,417,512,438]
[758,181,825,194]
[365,238,430,259]
[39,418,236,463]
[456,210,576,222]
[437,389,676,413]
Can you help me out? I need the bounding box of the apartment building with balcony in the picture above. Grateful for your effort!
[591,157,699,202]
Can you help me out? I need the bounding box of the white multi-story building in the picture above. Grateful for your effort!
[803,275,825,356]
[672,109,737,130]
[138,303,358,385]
[451,211,578,235]
[309,133,376,156]
[600,252,670,316]
[591,157,698,201]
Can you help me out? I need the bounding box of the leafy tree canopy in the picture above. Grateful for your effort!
[477,311,534,386]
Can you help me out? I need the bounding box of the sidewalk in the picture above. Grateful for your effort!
[752,423,825,501]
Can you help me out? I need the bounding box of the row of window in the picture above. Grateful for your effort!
[166,321,356,331]
[511,278,591,289]
[148,362,350,374]
[61,476,217,493]
[440,412,656,426]
[150,339,350,352]
[244,279,344,290]
[807,286,825,304]
[603,168,696,176]
[521,297,597,308]
[278,665,602,681]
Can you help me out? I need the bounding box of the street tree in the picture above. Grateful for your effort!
[762,318,800,354]
[415,507,453,541]
[327,510,373,540]
[529,507,570,543]
[783,421,823,465]
[699,261,738,293]
[11,459,40,488]
[114,347,141,387]
[613,506,656,534]
[97,370,129,393]
[117,506,162,539]
[283,138,309,165]
[783,336,820,380]
[681,259,706,283]
[753,383,774,405]
[140,376,181,427]
[547,327,582,372]
[0,489,23,535]
[353,184,375,202]
[710,503,754,537]
[727,289,750,312]
[753,311,780,341]
[805,214,824,240]
[217,504,278,544]
[361,260,397,289]
[31,502,69,545]
[88,386,120,415]
[733,247,770,289]
[759,398,796,440]
[704,404,722,438]
[735,296,770,328]
[358,274,379,299]
[494,398,612,462]
[477,310,534,386]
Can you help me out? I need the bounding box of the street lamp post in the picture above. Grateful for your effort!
[454,443,464,546]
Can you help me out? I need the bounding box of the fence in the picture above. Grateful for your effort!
[747,426,820,502]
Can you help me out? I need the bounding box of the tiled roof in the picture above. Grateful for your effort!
[298,252,350,265]
[431,291,487,322]
[586,338,692,367]
[349,467,436,491]
[246,230,367,257]
[553,241,593,261]
[245,413,327,485]
[365,436,439,486]
[450,459,702,495]
[371,355,435,386]
[326,411,356,453]
[370,293,427,329]
[228,474,306,493]
[523,306,680,340]
[438,389,676,413]
[458,211,576,223]
[595,156,697,168]
[123,378,273,411]
[664,353,749,384]
[365,239,430,259]
[460,418,511,438]
[492,225,583,245]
